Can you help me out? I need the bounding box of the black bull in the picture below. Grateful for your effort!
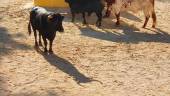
[65,0,104,27]
[28,7,64,53]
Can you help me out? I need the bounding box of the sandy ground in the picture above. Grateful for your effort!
[0,0,170,96]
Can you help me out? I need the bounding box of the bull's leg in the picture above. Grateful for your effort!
[82,12,87,24]
[152,11,156,28]
[42,36,48,52]
[71,12,75,22]
[115,12,120,25]
[143,8,151,28]
[49,39,54,54]
[104,9,111,18]
[39,32,42,46]
[143,16,150,28]
[103,4,112,18]
[95,12,102,27]
[33,28,38,47]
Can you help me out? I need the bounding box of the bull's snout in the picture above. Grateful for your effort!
[59,27,64,32]
[59,29,64,32]
[56,24,64,32]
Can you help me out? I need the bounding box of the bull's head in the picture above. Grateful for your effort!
[65,0,69,3]
[48,13,64,32]
[64,0,76,5]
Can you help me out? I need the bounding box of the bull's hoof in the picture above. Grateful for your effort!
[34,44,39,49]
[103,15,110,18]
[44,49,48,53]
[97,24,101,28]
[152,25,156,28]
[96,22,101,27]
[49,50,54,54]
[142,25,146,28]
[39,42,43,46]
[71,20,75,23]
[83,22,87,25]
[34,45,39,51]
[116,22,120,26]
[35,42,38,47]
[34,45,38,48]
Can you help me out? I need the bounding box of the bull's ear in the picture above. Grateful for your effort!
[47,15,53,21]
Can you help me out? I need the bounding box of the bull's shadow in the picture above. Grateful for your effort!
[0,26,31,96]
[120,12,142,22]
[35,48,93,84]
[0,26,31,58]
[157,0,170,3]
[10,89,60,96]
[75,22,170,44]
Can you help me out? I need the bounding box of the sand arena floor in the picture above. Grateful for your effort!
[0,0,170,96]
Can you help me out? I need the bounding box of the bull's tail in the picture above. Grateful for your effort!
[28,20,32,35]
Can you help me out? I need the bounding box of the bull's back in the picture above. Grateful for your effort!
[30,7,49,30]
[32,7,47,14]
[69,0,104,13]
[115,0,154,13]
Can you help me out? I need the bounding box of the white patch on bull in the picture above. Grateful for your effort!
[112,0,154,15]
[33,6,47,14]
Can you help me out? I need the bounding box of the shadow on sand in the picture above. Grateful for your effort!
[35,48,98,84]
[11,89,60,96]
[0,26,31,58]
[0,26,32,96]
[120,11,142,22]
[74,22,170,44]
